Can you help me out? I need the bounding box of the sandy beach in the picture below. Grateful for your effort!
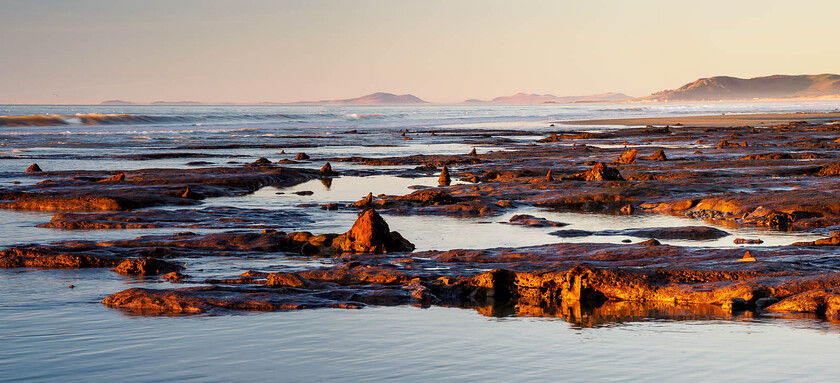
[562,112,840,127]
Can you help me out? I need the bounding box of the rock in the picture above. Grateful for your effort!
[738,251,756,262]
[320,162,335,176]
[438,165,451,186]
[186,161,214,166]
[416,163,437,171]
[545,169,553,182]
[613,148,637,164]
[547,229,593,238]
[331,209,415,253]
[754,297,779,308]
[99,173,125,182]
[181,187,204,200]
[618,226,729,240]
[295,153,310,160]
[733,238,763,245]
[293,191,314,196]
[579,162,623,181]
[468,148,477,156]
[396,189,458,205]
[112,257,183,276]
[643,148,667,161]
[162,271,189,282]
[765,287,840,317]
[620,204,634,214]
[722,297,748,313]
[101,286,367,314]
[817,163,840,177]
[350,192,374,208]
[637,238,661,246]
[25,164,42,172]
[322,203,339,211]
[508,214,567,228]
[253,157,272,165]
[740,153,792,160]
[717,139,747,148]
[266,272,315,288]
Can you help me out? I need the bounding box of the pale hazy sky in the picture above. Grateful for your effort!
[2,0,839,104]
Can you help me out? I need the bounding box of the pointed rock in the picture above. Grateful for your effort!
[738,250,757,262]
[581,162,623,181]
[620,204,635,214]
[350,192,374,208]
[295,152,310,160]
[468,148,477,156]
[545,169,553,182]
[99,173,125,182]
[331,209,415,253]
[253,157,272,165]
[643,148,668,161]
[320,162,335,176]
[438,164,451,186]
[613,148,637,164]
[25,163,42,173]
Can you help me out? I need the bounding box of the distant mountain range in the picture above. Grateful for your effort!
[639,74,840,102]
[464,92,632,104]
[97,75,840,106]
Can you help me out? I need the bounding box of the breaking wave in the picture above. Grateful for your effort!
[0,112,351,127]
[0,114,184,127]
[345,113,384,119]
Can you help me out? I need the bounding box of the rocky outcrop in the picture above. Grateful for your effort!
[613,149,637,164]
[331,209,415,254]
[0,166,316,212]
[112,257,184,276]
[571,162,624,181]
[25,164,42,172]
[643,149,667,161]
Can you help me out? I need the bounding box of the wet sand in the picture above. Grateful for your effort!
[562,112,840,127]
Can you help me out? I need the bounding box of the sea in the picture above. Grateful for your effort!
[3,101,840,382]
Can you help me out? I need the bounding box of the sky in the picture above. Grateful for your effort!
[2,0,839,104]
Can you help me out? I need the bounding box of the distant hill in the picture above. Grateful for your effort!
[640,74,840,102]
[288,92,428,105]
[464,92,632,104]
[99,100,137,105]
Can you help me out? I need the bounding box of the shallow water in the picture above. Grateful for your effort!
[5,103,840,381]
[2,269,840,382]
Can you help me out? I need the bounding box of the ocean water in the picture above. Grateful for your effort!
[3,102,840,382]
